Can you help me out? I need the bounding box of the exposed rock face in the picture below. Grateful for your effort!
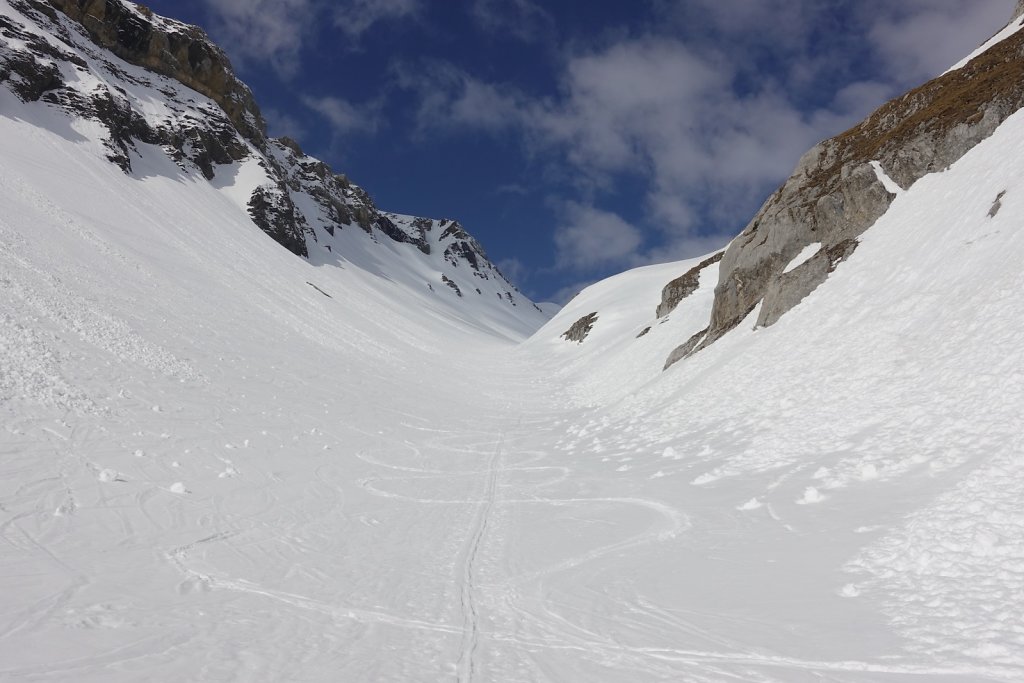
[686,19,1024,360]
[663,327,708,371]
[656,251,724,318]
[441,274,462,297]
[754,239,858,329]
[1016,0,1024,21]
[441,222,485,270]
[1,0,540,316]
[562,312,598,343]
[46,0,266,146]
[246,183,309,257]
[1,0,251,177]
[0,9,80,100]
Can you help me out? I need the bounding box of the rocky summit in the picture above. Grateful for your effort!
[0,0,543,332]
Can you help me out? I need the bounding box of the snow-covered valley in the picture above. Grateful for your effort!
[3,1,1024,681]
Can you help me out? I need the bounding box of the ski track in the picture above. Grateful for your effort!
[4,29,1024,681]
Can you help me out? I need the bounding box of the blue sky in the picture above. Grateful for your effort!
[144,0,1014,302]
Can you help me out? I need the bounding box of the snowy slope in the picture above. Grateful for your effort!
[2,1,1024,682]
[518,99,1024,680]
[525,256,720,405]
[0,0,546,341]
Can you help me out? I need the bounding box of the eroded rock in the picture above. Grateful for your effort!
[46,0,266,146]
[562,312,598,343]
[656,251,724,318]
[687,18,1024,360]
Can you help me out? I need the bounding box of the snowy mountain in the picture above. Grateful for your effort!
[3,1,1024,682]
[0,0,546,340]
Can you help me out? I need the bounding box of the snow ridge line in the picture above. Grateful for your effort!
[455,418,514,682]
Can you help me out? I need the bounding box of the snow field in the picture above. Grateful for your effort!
[520,92,1024,681]
[2,1,1024,678]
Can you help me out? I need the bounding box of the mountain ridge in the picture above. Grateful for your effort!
[659,6,1024,367]
[0,0,546,335]
[2,1,1024,679]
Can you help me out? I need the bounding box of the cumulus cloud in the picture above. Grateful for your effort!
[862,0,1015,84]
[471,0,554,44]
[401,0,1016,274]
[333,0,421,41]
[401,39,868,262]
[496,257,527,287]
[200,0,317,75]
[199,0,423,71]
[263,107,308,140]
[302,95,380,134]
[391,61,528,136]
[553,202,645,272]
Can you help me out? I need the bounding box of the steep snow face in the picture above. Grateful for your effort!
[0,0,546,339]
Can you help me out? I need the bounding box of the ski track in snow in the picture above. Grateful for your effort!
[3,16,1024,681]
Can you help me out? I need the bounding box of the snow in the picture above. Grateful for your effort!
[783,242,822,274]
[871,160,904,195]
[3,1,1024,681]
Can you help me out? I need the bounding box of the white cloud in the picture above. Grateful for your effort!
[392,61,528,135]
[401,1,1017,276]
[263,107,308,140]
[200,0,317,75]
[333,0,421,41]
[863,0,1015,84]
[553,203,644,271]
[200,0,424,70]
[471,0,554,44]
[403,38,864,254]
[302,95,379,134]
[496,257,527,286]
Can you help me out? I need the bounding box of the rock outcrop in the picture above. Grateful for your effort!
[655,251,723,318]
[670,12,1024,366]
[1,0,536,316]
[46,0,266,146]
[562,312,598,343]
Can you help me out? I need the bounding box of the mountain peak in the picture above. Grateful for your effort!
[0,0,546,337]
[46,0,266,146]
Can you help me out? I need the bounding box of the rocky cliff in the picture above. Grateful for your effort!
[46,0,265,145]
[665,9,1024,368]
[0,0,540,322]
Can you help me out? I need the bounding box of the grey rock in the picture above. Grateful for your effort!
[756,251,829,329]
[247,183,309,257]
[1,0,529,288]
[441,274,462,297]
[656,251,724,318]
[988,190,1007,218]
[562,312,598,343]
[46,0,266,146]
[664,327,709,371]
[685,20,1024,361]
